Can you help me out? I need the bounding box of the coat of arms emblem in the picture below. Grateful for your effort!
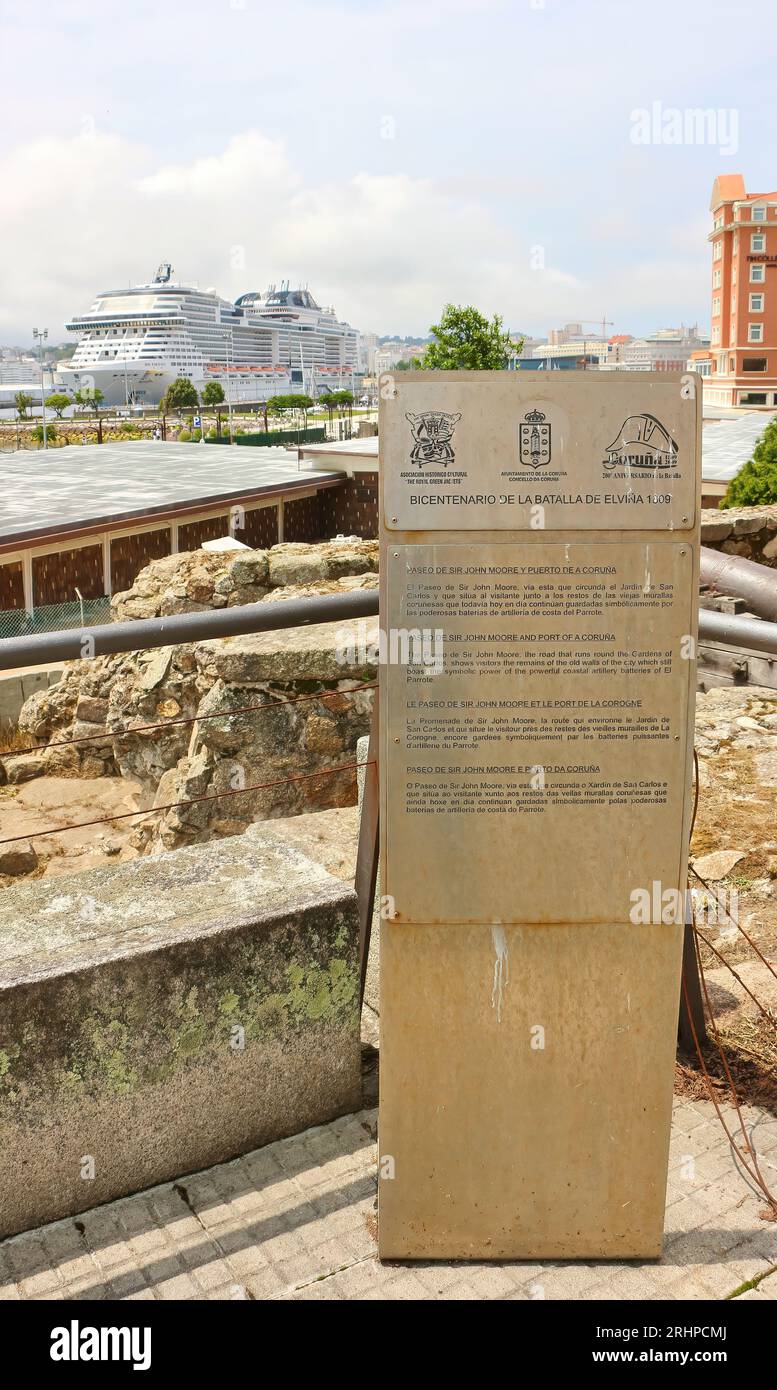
[518,408,551,469]
[406,411,462,466]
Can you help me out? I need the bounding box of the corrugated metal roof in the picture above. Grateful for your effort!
[701,411,776,481]
[0,440,342,547]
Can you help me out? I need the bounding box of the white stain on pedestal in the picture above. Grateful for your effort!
[491,926,510,1023]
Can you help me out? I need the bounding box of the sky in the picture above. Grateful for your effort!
[2,0,777,346]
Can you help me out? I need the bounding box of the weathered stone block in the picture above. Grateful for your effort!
[3,754,46,784]
[74,695,109,725]
[0,826,361,1237]
[0,840,37,877]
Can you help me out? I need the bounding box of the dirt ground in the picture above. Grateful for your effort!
[682,691,777,1117]
[0,775,142,883]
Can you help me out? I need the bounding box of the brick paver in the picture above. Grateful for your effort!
[1,1096,775,1301]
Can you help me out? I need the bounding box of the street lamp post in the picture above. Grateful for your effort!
[32,327,48,449]
[224,329,235,443]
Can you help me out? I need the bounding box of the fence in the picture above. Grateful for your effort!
[0,596,111,642]
[206,426,327,447]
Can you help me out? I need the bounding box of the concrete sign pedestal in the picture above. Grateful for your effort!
[378,371,700,1259]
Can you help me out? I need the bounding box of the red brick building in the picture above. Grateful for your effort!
[706,173,777,409]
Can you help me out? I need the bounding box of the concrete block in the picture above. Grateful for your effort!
[0,824,361,1237]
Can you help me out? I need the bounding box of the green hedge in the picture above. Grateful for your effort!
[206,427,327,447]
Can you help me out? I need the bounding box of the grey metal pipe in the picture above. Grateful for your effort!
[1,587,776,671]
[698,606,777,655]
[0,588,380,671]
[700,545,777,623]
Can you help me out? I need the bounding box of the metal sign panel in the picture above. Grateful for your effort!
[382,372,696,532]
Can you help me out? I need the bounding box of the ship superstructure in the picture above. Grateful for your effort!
[62,264,362,406]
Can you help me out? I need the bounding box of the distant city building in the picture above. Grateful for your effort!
[531,334,609,368]
[705,173,777,410]
[616,326,708,372]
[0,352,44,406]
[508,333,542,363]
[358,333,379,374]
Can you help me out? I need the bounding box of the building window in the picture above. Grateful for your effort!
[740,391,768,404]
[748,323,764,342]
[712,296,721,316]
[752,205,767,221]
[713,268,721,288]
[742,357,767,371]
[751,233,766,252]
[749,293,765,312]
[750,263,766,282]
[713,240,722,260]
[711,327,720,345]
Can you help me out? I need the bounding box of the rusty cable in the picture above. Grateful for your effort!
[0,759,377,847]
[3,681,378,759]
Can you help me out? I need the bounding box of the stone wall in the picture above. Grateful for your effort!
[109,538,378,621]
[7,540,378,787]
[0,825,362,1237]
[135,617,378,854]
[6,617,377,855]
[701,505,777,567]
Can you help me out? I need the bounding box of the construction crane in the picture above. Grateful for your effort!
[576,317,615,370]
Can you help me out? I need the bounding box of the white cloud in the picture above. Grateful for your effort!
[0,128,705,344]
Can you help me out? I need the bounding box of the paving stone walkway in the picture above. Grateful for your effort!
[1,1095,776,1301]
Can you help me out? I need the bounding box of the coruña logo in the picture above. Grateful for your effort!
[518,408,552,469]
[406,410,461,466]
[604,414,678,470]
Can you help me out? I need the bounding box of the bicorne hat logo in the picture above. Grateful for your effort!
[604,414,678,470]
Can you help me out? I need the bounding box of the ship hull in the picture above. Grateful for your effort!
[58,365,175,408]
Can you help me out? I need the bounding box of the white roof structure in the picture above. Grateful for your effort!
[701,411,776,482]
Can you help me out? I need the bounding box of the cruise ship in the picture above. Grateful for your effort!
[61,263,364,407]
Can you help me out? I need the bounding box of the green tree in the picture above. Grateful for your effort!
[420,303,515,370]
[45,392,72,418]
[32,421,57,445]
[294,393,315,427]
[14,391,33,418]
[721,420,777,507]
[201,381,225,406]
[161,377,199,411]
[74,386,105,411]
[319,392,338,422]
[394,357,423,371]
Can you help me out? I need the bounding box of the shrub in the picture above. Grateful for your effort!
[32,422,57,445]
[721,420,777,507]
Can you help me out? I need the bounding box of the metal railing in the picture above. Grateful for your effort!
[0,589,379,669]
[2,589,777,671]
